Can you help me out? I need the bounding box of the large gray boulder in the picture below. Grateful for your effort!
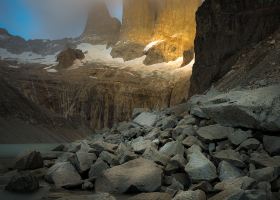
[196,124,234,142]
[263,135,280,155]
[194,85,280,131]
[159,141,185,157]
[218,161,243,181]
[95,158,162,193]
[14,151,43,170]
[185,145,217,182]
[133,112,158,127]
[69,152,97,173]
[45,162,82,188]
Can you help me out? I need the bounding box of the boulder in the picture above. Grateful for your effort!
[99,151,118,166]
[89,141,118,154]
[95,158,162,193]
[131,137,153,154]
[218,161,243,181]
[182,136,207,150]
[165,154,187,172]
[116,143,137,164]
[143,146,170,166]
[249,167,279,182]
[14,151,44,170]
[208,189,244,200]
[111,41,145,61]
[56,48,85,68]
[159,141,185,157]
[263,135,280,155]
[227,130,252,146]
[5,172,39,193]
[197,85,280,131]
[214,176,256,191]
[69,152,97,173]
[133,112,158,127]
[56,193,116,200]
[172,190,206,200]
[250,153,280,168]
[185,145,217,182]
[196,124,234,142]
[88,158,109,178]
[45,162,82,188]
[213,149,245,167]
[238,138,260,150]
[128,192,172,200]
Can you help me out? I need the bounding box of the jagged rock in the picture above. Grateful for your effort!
[111,41,145,61]
[172,190,206,200]
[165,154,187,172]
[143,146,170,166]
[227,130,252,146]
[197,85,280,131]
[190,0,280,95]
[88,158,109,178]
[158,116,178,130]
[218,161,243,181]
[190,181,213,193]
[263,135,280,155]
[190,106,209,119]
[116,143,137,164]
[69,152,97,173]
[89,141,118,154]
[131,137,154,154]
[238,138,260,150]
[133,112,158,127]
[56,48,85,68]
[178,115,196,126]
[196,124,234,142]
[208,189,244,200]
[213,149,245,167]
[182,136,207,150]
[99,151,118,166]
[145,128,161,140]
[171,173,191,190]
[45,162,82,188]
[128,192,172,200]
[55,152,75,163]
[82,180,94,190]
[159,141,185,157]
[5,172,39,193]
[249,167,279,182]
[214,176,256,191]
[52,144,66,152]
[250,153,280,168]
[244,190,268,200]
[185,145,217,182]
[14,151,44,170]
[95,158,162,193]
[67,143,81,153]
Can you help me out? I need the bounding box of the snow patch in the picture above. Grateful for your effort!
[89,76,98,79]
[144,40,164,52]
[8,65,20,69]
[46,68,57,73]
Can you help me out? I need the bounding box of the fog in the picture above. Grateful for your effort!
[0,0,123,39]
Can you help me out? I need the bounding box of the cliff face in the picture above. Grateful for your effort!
[116,0,201,64]
[190,0,280,95]
[83,1,121,43]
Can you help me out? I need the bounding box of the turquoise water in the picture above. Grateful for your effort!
[0,144,60,158]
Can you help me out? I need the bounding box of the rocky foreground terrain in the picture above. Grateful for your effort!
[1,83,279,200]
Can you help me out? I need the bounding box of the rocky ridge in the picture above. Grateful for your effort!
[2,84,280,200]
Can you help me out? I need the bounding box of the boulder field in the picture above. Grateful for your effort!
[2,84,280,200]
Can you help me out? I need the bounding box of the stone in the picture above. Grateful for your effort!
[82,180,94,190]
[52,144,66,151]
[165,154,187,172]
[190,106,209,119]
[208,189,244,200]
[5,172,39,193]
[99,151,118,166]
[89,141,118,154]
[133,112,158,127]
[131,137,153,154]
[182,136,207,150]
[14,151,44,170]
[263,135,280,155]
[197,85,280,131]
[213,149,245,167]
[95,158,162,193]
[159,141,185,157]
[159,116,178,130]
[185,145,217,182]
[55,193,116,200]
[190,181,213,193]
[171,173,191,190]
[172,190,206,200]
[143,146,170,166]
[244,190,268,200]
[250,153,280,167]
[196,124,234,142]
[218,161,243,181]
[128,192,171,200]
[228,130,252,146]
[249,167,279,182]
[45,162,82,188]
[116,143,137,164]
[111,41,145,61]
[69,152,97,173]
[88,158,109,178]
[238,138,260,150]
[56,48,85,68]
[145,128,161,140]
[214,176,256,191]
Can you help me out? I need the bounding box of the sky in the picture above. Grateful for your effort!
[0,0,123,40]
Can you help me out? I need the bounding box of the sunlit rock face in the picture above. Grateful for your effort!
[190,0,280,95]
[115,0,201,64]
[83,0,121,44]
